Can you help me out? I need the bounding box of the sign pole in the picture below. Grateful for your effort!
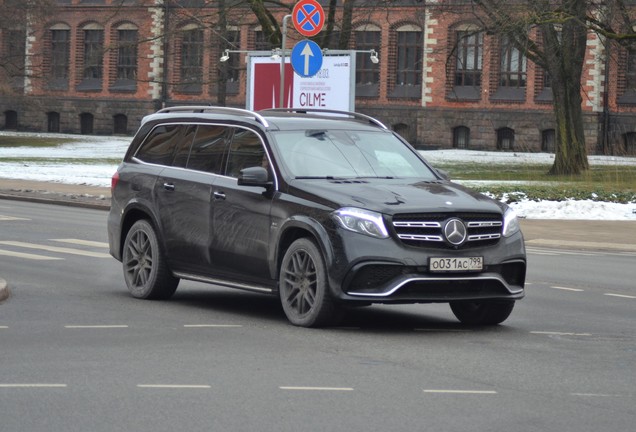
[280,14,291,108]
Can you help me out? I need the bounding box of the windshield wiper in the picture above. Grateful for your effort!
[294,176,345,180]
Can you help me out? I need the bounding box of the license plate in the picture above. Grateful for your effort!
[429,256,483,273]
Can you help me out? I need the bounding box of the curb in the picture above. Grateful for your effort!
[0,278,9,303]
[0,193,110,211]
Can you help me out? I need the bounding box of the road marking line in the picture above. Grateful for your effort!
[183,324,243,328]
[0,384,67,388]
[551,286,584,292]
[64,325,129,329]
[137,384,211,389]
[0,215,30,221]
[531,331,592,337]
[604,293,636,299]
[0,248,63,260]
[0,241,111,258]
[279,386,354,391]
[0,326,8,329]
[52,239,109,248]
[424,389,497,394]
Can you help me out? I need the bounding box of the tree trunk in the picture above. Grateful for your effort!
[549,77,590,175]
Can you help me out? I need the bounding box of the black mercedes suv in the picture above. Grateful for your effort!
[107,107,526,327]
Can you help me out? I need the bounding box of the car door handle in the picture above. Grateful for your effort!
[213,191,226,200]
[163,182,175,191]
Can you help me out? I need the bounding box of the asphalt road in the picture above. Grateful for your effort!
[1,200,635,432]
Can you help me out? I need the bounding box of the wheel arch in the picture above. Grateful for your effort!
[119,201,163,258]
[273,216,335,285]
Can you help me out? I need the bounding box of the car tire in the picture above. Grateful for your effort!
[449,300,515,325]
[122,219,179,300]
[279,238,342,327]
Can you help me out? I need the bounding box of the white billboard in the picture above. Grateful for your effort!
[247,51,354,112]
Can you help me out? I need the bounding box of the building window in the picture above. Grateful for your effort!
[391,26,422,98]
[355,28,380,97]
[4,111,18,130]
[4,29,26,89]
[223,29,241,95]
[499,36,526,88]
[113,114,128,135]
[84,29,103,79]
[78,27,104,91]
[450,29,483,100]
[497,128,515,151]
[254,30,274,51]
[624,132,636,155]
[453,126,470,149]
[493,35,526,101]
[180,27,203,93]
[50,28,70,89]
[455,31,483,87]
[542,129,556,153]
[80,113,94,134]
[47,112,60,133]
[113,28,138,91]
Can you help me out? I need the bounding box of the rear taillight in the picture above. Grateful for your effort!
[111,171,120,192]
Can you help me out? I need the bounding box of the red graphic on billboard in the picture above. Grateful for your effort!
[252,63,294,110]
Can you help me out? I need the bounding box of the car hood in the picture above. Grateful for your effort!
[288,178,505,215]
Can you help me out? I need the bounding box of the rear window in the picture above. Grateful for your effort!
[135,125,184,165]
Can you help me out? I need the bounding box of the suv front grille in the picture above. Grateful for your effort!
[392,212,503,249]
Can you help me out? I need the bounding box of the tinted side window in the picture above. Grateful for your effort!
[171,125,197,168]
[186,125,231,175]
[225,128,265,178]
[136,124,183,165]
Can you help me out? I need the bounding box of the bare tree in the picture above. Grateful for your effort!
[469,0,636,175]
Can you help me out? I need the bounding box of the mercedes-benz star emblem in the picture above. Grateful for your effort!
[443,218,467,246]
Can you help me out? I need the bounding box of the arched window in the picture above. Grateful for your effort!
[390,24,422,98]
[4,111,18,130]
[47,112,60,133]
[450,23,483,100]
[80,113,94,134]
[623,132,636,155]
[179,24,203,93]
[49,23,71,90]
[113,114,128,135]
[497,128,515,151]
[393,123,409,141]
[112,23,138,91]
[78,23,104,91]
[453,126,470,149]
[355,24,381,98]
[542,129,556,153]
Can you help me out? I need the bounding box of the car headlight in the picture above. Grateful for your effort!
[502,207,520,237]
[333,207,389,239]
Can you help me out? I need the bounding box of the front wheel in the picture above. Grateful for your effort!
[279,238,342,327]
[122,220,179,300]
[450,300,515,325]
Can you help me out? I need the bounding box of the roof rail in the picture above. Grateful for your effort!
[156,106,269,128]
[260,108,388,130]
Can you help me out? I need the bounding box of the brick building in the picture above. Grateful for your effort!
[1,0,635,155]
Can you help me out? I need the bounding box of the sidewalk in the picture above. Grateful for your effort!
[1,178,636,253]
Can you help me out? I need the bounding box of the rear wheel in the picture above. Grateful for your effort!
[122,220,178,300]
[450,300,515,325]
[279,238,342,327]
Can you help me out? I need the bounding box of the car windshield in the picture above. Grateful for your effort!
[270,129,437,180]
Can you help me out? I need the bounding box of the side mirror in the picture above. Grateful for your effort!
[238,166,271,187]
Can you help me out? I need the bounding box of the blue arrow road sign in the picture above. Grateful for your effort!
[290,40,323,78]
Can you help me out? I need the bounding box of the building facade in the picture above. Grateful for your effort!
[1,0,636,155]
